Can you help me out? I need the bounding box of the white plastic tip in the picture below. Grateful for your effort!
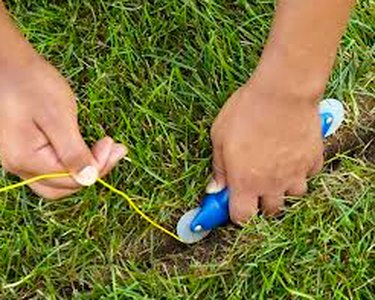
[319,98,345,137]
[194,225,203,232]
[177,208,211,244]
[73,165,98,186]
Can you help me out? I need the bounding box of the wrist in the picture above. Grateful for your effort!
[0,6,39,71]
[249,64,328,106]
[244,63,328,109]
[249,45,332,104]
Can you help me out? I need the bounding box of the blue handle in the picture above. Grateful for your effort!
[190,188,230,231]
[190,111,335,232]
[320,112,334,138]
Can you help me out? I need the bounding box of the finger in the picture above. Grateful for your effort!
[16,144,81,190]
[29,182,79,200]
[37,110,99,186]
[99,143,128,177]
[308,155,324,177]
[286,181,308,197]
[1,121,81,190]
[21,137,117,190]
[229,190,259,225]
[91,136,115,170]
[207,143,226,194]
[260,194,285,216]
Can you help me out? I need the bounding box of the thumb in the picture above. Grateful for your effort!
[206,143,226,194]
[38,112,98,186]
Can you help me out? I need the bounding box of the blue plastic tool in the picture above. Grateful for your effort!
[177,99,345,243]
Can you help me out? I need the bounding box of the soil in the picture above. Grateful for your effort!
[325,96,374,164]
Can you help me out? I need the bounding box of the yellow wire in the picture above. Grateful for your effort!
[0,173,70,193]
[97,178,182,242]
[0,173,183,243]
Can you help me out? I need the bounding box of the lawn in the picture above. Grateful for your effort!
[1,0,374,298]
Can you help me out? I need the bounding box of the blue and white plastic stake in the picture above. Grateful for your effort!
[177,99,345,243]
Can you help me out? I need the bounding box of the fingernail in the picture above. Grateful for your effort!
[206,178,225,194]
[73,165,98,186]
[113,144,128,160]
[117,144,128,156]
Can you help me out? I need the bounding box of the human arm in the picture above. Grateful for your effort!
[209,0,355,221]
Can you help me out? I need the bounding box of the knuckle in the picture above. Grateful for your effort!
[263,203,284,216]
[261,194,285,216]
[212,160,225,176]
[230,212,248,225]
[39,99,77,127]
[1,159,15,173]
[288,183,308,196]
[40,102,63,124]
[293,188,307,197]
[229,194,258,225]
[2,155,22,174]
[60,147,85,169]
[309,159,324,176]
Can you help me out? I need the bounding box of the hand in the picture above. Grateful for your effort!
[206,0,354,223]
[208,78,324,223]
[0,54,126,199]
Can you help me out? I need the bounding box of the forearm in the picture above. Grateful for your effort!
[0,2,36,69]
[253,0,355,100]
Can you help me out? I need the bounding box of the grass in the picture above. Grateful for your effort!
[0,0,374,298]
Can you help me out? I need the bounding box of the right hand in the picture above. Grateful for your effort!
[208,78,324,223]
[0,54,126,199]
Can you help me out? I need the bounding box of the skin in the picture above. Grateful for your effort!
[0,1,354,221]
[210,0,355,222]
[0,1,126,199]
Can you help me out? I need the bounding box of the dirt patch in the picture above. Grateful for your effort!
[126,225,236,272]
[144,225,264,276]
[325,96,374,164]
